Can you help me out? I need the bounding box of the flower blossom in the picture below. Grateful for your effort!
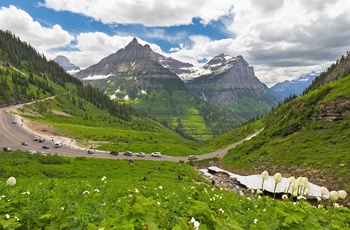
[5,214,10,220]
[329,191,338,202]
[274,173,282,184]
[254,218,258,224]
[190,217,200,230]
[218,208,224,213]
[134,188,139,194]
[338,190,347,199]
[101,176,106,181]
[6,177,16,187]
[83,190,90,195]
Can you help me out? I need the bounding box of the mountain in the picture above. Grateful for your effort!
[53,55,81,73]
[75,38,245,139]
[270,71,319,99]
[185,54,282,119]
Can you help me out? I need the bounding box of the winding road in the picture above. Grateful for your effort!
[0,102,262,162]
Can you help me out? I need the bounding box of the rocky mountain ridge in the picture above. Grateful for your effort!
[270,71,319,99]
[74,38,281,120]
[53,55,80,73]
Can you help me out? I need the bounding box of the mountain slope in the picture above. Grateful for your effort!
[75,38,245,140]
[185,54,281,119]
[271,71,319,99]
[222,52,350,193]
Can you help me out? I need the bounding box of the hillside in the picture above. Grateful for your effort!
[221,53,350,196]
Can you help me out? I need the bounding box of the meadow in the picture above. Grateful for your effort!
[1,152,350,229]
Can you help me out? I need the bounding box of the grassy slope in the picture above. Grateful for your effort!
[18,95,212,156]
[222,74,350,194]
[1,152,349,229]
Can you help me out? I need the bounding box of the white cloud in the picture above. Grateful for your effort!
[41,0,234,26]
[0,5,74,51]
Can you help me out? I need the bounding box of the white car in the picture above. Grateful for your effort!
[151,152,161,157]
[136,152,145,157]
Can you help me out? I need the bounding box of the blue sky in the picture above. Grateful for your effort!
[1,0,350,86]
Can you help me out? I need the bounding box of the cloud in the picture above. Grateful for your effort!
[0,5,74,51]
[40,0,234,26]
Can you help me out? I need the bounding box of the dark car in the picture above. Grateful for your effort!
[123,151,133,156]
[110,150,119,156]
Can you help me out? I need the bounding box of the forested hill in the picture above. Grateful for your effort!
[0,30,135,121]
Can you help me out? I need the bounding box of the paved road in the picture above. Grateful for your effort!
[0,103,262,162]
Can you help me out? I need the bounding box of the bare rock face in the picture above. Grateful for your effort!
[185,54,281,114]
[312,100,350,121]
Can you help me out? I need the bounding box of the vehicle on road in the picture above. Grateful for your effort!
[39,137,45,143]
[3,146,13,152]
[136,152,145,157]
[188,155,198,160]
[12,120,17,124]
[28,149,36,154]
[110,150,119,156]
[123,151,133,156]
[33,136,40,141]
[54,141,62,148]
[88,149,94,154]
[42,145,49,149]
[21,142,28,146]
[151,152,161,157]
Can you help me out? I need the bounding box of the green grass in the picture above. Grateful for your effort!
[17,95,212,156]
[1,152,349,229]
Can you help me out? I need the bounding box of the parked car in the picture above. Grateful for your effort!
[136,152,145,157]
[28,149,36,154]
[12,120,17,124]
[110,150,119,156]
[123,151,133,156]
[21,142,28,146]
[42,145,49,149]
[33,136,40,141]
[39,137,45,143]
[88,149,94,154]
[151,152,161,157]
[3,147,13,152]
[188,155,198,160]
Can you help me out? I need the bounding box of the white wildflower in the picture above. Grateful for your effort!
[5,214,10,219]
[94,189,100,193]
[101,176,106,181]
[159,186,163,190]
[218,208,224,213]
[6,177,16,187]
[254,218,258,224]
[338,190,347,199]
[15,216,19,221]
[329,191,339,202]
[157,202,161,206]
[282,194,288,200]
[134,188,139,194]
[83,190,90,195]
[274,173,282,184]
[61,207,65,211]
[190,217,200,230]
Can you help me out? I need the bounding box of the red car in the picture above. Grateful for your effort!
[21,142,28,146]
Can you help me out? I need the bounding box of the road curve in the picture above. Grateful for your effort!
[0,103,263,162]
